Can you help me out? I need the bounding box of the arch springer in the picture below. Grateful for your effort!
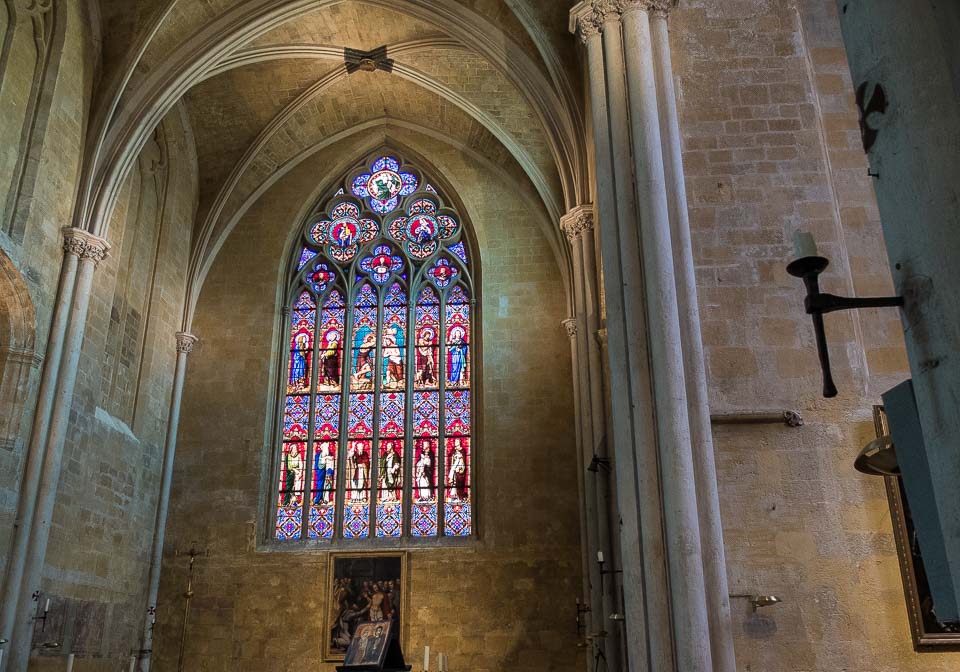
[62,227,111,265]
[175,332,199,354]
[560,205,595,244]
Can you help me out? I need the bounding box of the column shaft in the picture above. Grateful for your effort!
[650,12,736,672]
[0,231,81,653]
[7,237,108,672]
[621,7,713,671]
[138,333,196,672]
[578,223,622,672]
[564,220,606,668]
[563,312,594,672]
[585,25,658,672]
[601,16,675,671]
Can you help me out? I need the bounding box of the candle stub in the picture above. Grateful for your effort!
[597,551,604,563]
[793,230,818,259]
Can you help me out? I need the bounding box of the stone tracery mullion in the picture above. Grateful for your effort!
[277,153,472,542]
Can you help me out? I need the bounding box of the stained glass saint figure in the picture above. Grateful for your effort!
[276,156,473,541]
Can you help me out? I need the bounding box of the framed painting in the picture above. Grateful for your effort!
[874,406,960,650]
[341,620,394,669]
[325,552,407,662]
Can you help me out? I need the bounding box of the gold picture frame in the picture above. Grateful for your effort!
[874,405,960,650]
[324,552,408,662]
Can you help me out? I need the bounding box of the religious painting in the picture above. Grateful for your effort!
[342,620,393,668]
[325,553,407,662]
[875,406,960,650]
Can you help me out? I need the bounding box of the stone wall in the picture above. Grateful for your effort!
[673,0,960,669]
[0,0,97,573]
[153,129,582,672]
[0,2,199,658]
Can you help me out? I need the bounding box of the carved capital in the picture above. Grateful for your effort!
[570,0,622,42]
[562,318,578,339]
[62,228,87,258]
[619,0,678,17]
[560,205,595,245]
[80,238,111,266]
[175,332,199,355]
[62,228,111,266]
[14,0,53,16]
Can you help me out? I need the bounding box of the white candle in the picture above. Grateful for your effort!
[597,551,604,564]
[129,654,137,672]
[44,598,51,613]
[66,653,75,672]
[0,649,4,668]
[439,653,448,672]
[793,230,818,259]
[423,646,430,671]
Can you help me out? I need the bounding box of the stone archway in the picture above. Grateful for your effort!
[0,250,37,452]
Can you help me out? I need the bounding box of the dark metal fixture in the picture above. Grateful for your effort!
[788,253,903,398]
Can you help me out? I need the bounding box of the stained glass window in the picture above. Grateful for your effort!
[274,154,475,543]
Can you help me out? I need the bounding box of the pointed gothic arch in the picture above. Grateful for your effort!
[269,150,479,544]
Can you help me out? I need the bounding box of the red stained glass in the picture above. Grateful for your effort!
[278,158,474,542]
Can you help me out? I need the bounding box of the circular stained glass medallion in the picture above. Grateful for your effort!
[366,170,403,202]
[406,214,438,244]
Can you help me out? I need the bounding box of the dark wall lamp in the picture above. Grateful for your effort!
[788,232,904,398]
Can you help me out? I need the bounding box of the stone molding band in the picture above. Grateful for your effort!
[560,205,596,244]
[175,332,199,354]
[62,227,111,266]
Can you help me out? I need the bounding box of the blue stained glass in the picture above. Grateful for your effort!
[444,501,471,537]
[414,391,439,436]
[428,258,459,289]
[450,241,468,265]
[315,394,340,439]
[280,153,477,542]
[360,245,403,284]
[308,263,336,293]
[372,156,401,172]
[352,174,371,198]
[343,502,370,539]
[371,195,399,215]
[380,392,405,437]
[377,501,402,537]
[284,396,309,440]
[297,247,318,270]
[445,390,470,435]
[308,504,335,540]
[349,393,374,438]
[400,172,419,196]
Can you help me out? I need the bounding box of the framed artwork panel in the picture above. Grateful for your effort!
[325,552,407,662]
[875,406,960,650]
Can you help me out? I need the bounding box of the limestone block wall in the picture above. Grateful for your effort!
[0,47,197,670]
[0,0,97,579]
[26,107,197,668]
[673,0,960,669]
[153,130,582,672]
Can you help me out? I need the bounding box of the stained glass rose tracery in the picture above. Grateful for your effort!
[350,156,420,215]
[277,154,474,544]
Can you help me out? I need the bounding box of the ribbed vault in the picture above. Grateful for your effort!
[81,0,586,330]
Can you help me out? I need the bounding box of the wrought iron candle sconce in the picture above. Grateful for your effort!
[788,232,904,398]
